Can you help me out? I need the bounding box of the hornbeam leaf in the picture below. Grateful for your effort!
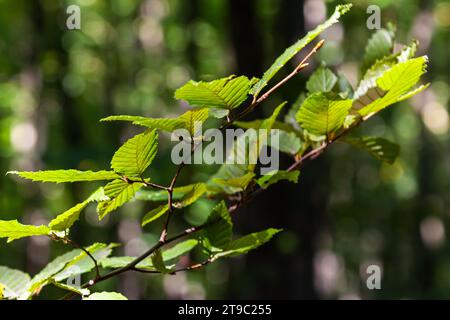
[362,28,394,73]
[203,201,233,249]
[344,136,400,164]
[179,108,210,136]
[49,187,107,231]
[175,75,252,110]
[85,292,128,300]
[151,249,171,274]
[215,228,282,258]
[141,204,169,226]
[269,130,302,155]
[257,170,300,189]
[175,183,207,208]
[358,56,428,117]
[0,267,30,300]
[296,92,352,137]
[7,170,119,183]
[50,280,90,297]
[213,173,255,191]
[306,66,338,93]
[250,4,352,97]
[101,115,185,132]
[111,129,158,177]
[97,180,143,220]
[0,220,50,243]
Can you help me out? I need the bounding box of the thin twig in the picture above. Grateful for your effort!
[63,237,100,281]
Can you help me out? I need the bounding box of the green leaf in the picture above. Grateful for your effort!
[0,284,4,299]
[215,228,282,258]
[203,201,233,249]
[0,267,30,300]
[0,220,50,243]
[151,249,171,274]
[362,28,394,73]
[213,172,255,192]
[250,4,352,97]
[111,129,158,177]
[51,280,90,297]
[101,115,185,132]
[7,170,119,183]
[234,119,295,133]
[97,179,144,220]
[175,183,207,208]
[136,183,200,202]
[175,75,252,110]
[179,108,210,136]
[27,249,82,296]
[54,243,117,282]
[296,92,352,137]
[85,291,128,300]
[358,56,428,117]
[141,204,169,226]
[49,187,107,231]
[163,239,199,262]
[344,136,400,164]
[270,130,302,155]
[257,170,300,189]
[306,66,338,93]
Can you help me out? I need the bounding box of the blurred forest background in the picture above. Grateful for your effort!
[0,0,449,299]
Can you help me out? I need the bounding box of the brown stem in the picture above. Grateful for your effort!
[63,237,100,281]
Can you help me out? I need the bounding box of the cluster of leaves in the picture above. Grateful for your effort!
[0,4,429,300]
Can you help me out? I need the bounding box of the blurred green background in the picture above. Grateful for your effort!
[0,0,449,299]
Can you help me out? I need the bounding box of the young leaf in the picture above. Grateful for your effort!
[306,66,338,93]
[362,28,394,73]
[136,183,199,202]
[7,170,119,183]
[151,249,171,274]
[203,201,233,249]
[0,220,50,243]
[101,115,185,132]
[111,129,158,177]
[256,170,300,189]
[163,239,199,262]
[175,183,207,208]
[50,280,90,297]
[175,75,252,110]
[48,187,107,231]
[296,92,352,137]
[141,204,169,226]
[358,56,428,117]
[85,291,128,300]
[215,228,282,258]
[97,180,144,220]
[213,172,255,192]
[26,249,82,296]
[250,4,352,97]
[54,243,117,282]
[0,266,30,300]
[344,136,400,164]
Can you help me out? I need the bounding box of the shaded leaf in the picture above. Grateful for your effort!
[257,170,300,189]
[141,204,169,226]
[203,201,233,249]
[85,291,128,300]
[306,66,338,93]
[344,136,400,164]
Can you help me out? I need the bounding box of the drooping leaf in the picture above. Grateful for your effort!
[256,170,300,189]
[215,228,282,258]
[0,220,50,243]
[203,201,233,249]
[7,170,119,183]
[344,136,400,164]
[85,291,128,300]
[306,66,338,93]
[296,92,352,137]
[97,179,144,220]
[111,129,158,177]
[175,75,252,110]
[250,4,352,97]
[0,267,30,300]
[358,56,428,117]
[141,204,169,226]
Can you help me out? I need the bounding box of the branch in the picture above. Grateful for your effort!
[62,237,100,281]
